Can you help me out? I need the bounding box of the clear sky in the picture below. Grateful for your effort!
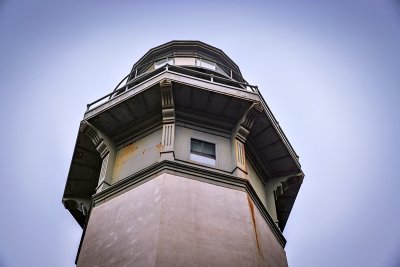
[1,0,400,266]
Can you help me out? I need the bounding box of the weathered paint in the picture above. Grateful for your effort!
[246,157,268,209]
[112,129,162,182]
[252,196,289,267]
[247,195,261,256]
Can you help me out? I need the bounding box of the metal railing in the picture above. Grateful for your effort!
[86,64,258,112]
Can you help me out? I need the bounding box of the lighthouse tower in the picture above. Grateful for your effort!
[63,41,304,267]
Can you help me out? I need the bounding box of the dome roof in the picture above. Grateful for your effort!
[127,40,244,82]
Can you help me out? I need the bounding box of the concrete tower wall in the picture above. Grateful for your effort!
[77,173,288,267]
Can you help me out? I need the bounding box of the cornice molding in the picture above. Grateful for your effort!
[92,160,287,247]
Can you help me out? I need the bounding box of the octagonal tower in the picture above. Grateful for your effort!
[63,41,304,267]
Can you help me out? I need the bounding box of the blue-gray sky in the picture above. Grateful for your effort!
[1,0,400,266]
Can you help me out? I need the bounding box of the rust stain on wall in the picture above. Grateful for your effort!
[156,143,163,152]
[247,195,262,256]
[114,143,138,174]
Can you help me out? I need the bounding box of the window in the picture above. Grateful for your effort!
[174,57,196,66]
[190,138,216,165]
[154,58,174,69]
[195,58,216,70]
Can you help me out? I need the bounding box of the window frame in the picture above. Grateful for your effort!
[189,138,216,166]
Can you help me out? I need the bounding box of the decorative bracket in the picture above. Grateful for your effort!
[80,121,110,158]
[232,103,263,174]
[235,103,263,143]
[80,121,116,192]
[161,79,175,124]
[80,121,103,149]
[160,79,175,159]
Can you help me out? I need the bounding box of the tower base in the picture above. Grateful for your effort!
[77,173,288,267]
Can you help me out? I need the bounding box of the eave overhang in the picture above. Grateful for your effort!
[64,51,304,231]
